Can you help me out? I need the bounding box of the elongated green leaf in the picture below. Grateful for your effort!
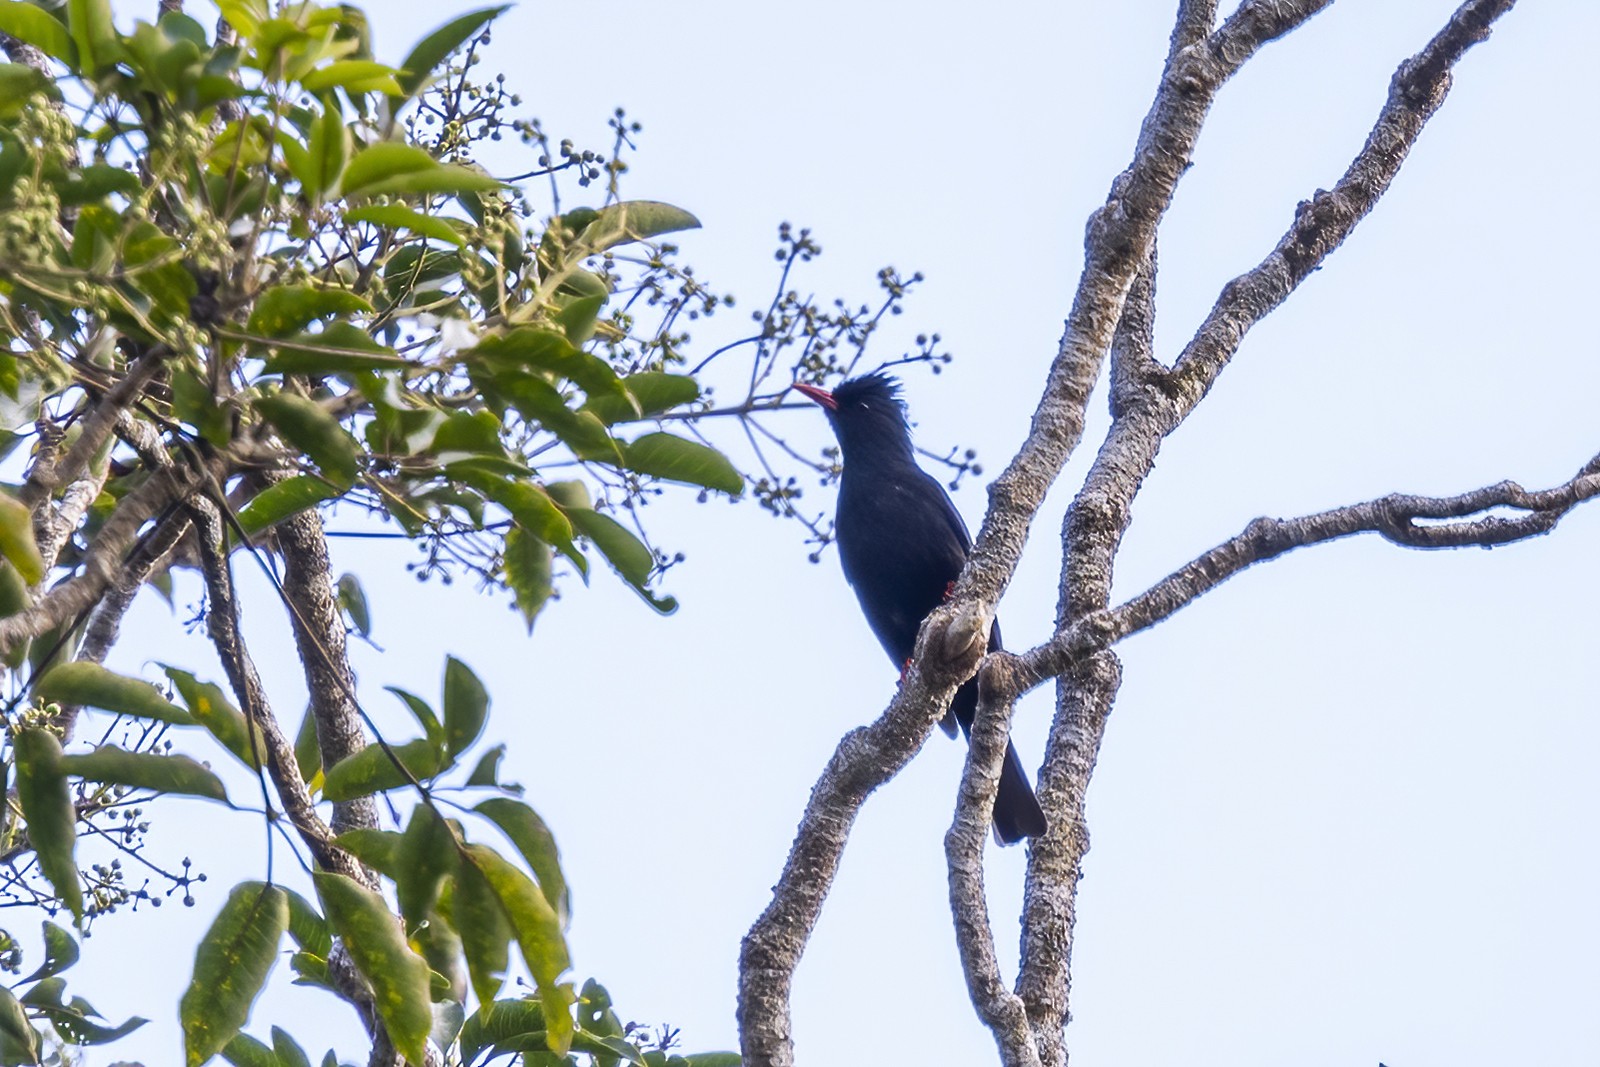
[282,888,332,959]
[216,0,266,37]
[458,998,547,1064]
[396,804,458,928]
[577,200,700,254]
[581,372,700,425]
[344,204,463,246]
[396,6,509,97]
[221,1032,276,1067]
[447,860,512,1006]
[32,1000,145,1045]
[322,737,444,801]
[237,475,341,535]
[67,0,118,74]
[23,922,78,984]
[165,667,262,770]
[680,1054,745,1066]
[475,798,569,928]
[332,828,403,877]
[60,747,227,802]
[0,491,45,584]
[180,882,288,1067]
[442,656,487,759]
[300,59,401,95]
[468,327,627,404]
[0,63,55,113]
[463,845,572,1052]
[502,527,552,630]
[14,728,81,922]
[247,286,371,338]
[336,572,370,638]
[563,508,648,587]
[34,662,193,724]
[622,432,743,495]
[255,393,361,487]
[259,323,405,375]
[304,95,349,200]
[314,872,432,1067]
[470,477,572,555]
[385,686,443,748]
[340,142,502,198]
[0,2,74,64]
[0,985,39,1064]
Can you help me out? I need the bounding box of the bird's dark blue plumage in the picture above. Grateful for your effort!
[796,374,1046,844]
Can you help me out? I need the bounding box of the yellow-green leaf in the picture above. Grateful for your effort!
[34,662,193,724]
[180,883,287,1067]
[13,728,81,922]
[0,491,45,584]
[314,872,432,1066]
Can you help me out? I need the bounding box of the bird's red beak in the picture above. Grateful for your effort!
[793,382,838,411]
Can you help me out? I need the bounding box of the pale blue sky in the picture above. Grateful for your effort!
[74,1,1600,1065]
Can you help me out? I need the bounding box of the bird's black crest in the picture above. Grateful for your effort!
[830,373,904,414]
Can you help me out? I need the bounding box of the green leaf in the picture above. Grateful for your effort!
[0,2,74,64]
[582,372,700,425]
[396,6,509,97]
[465,744,507,788]
[340,142,502,198]
[331,828,402,879]
[165,667,263,770]
[180,882,288,1067]
[60,747,227,802]
[236,474,342,535]
[344,204,463,246]
[442,656,488,759]
[293,705,321,790]
[216,0,266,37]
[272,1026,313,1067]
[0,491,45,584]
[0,65,54,119]
[679,1055,744,1066]
[448,860,511,1006]
[322,737,444,801]
[57,163,143,206]
[470,478,573,558]
[396,804,458,928]
[0,986,39,1065]
[621,433,743,495]
[502,527,552,631]
[260,322,405,375]
[468,327,627,404]
[577,200,700,254]
[34,662,193,724]
[300,59,402,95]
[283,888,332,959]
[458,999,545,1064]
[475,798,569,928]
[385,686,443,748]
[31,1000,145,1045]
[248,286,373,339]
[564,509,655,596]
[23,922,78,984]
[13,728,81,922]
[462,846,572,1051]
[304,95,350,201]
[172,367,232,446]
[555,293,604,346]
[220,1032,276,1067]
[336,573,370,637]
[314,873,432,1067]
[255,393,362,487]
[67,0,119,74]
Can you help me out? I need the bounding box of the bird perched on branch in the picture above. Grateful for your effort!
[794,374,1046,844]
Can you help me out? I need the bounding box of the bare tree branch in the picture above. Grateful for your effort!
[0,468,185,655]
[738,602,991,1067]
[276,509,381,842]
[946,659,1041,1067]
[1008,4,1521,1057]
[955,0,1333,612]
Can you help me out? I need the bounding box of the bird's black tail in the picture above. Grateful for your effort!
[992,739,1047,845]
